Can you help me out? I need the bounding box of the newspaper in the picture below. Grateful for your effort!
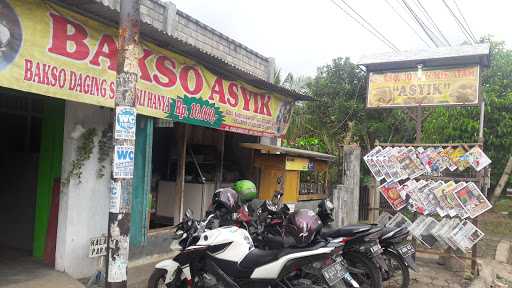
[409,215,428,238]
[452,182,492,218]
[364,146,385,180]
[466,146,492,172]
[377,211,393,226]
[449,220,485,252]
[415,217,439,248]
[386,212,413,230]
[431,218,450,249]
[441,218,462,249]
[378,180,407,211]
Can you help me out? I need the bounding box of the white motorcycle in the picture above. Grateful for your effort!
[148,210,359,288]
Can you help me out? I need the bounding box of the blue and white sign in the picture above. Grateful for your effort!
[115,106,136,140]
[109,181,121,213]
[113,145,135,178]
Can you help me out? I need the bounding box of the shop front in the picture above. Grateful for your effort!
[0,0,308,278]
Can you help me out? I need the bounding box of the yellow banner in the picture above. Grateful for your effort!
[367,66,480,108]
[285,156,311,171]
[0,0,294,137]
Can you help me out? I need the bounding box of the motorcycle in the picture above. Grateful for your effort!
[318,200,415,288]
[148,209,360,288]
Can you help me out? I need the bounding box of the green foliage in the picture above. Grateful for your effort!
[423,39,512,188]
[64,127,97,184]
[285,57,415,183]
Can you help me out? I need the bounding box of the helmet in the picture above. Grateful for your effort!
[233,180,257,203]
[284,209,322,247]
[212,188,239,212]
[318,199,335,224]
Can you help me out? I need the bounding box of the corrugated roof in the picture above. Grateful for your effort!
[240,143,336,161]
[358,44,490,71]
[50,0,312,101]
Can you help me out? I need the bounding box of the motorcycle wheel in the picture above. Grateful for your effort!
[382,250,410,288]
[344,252,383,288]
[148,268,186,288]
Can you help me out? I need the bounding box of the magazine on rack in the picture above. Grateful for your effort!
[449,147,468,171]
[448,220,485,252]
[386,148,405,181]
[466,146,492,172]
[375,147,394,182]
[445,182,469,218]
[434,181,457,217]
[452,182,492,218]
[364,146,385,180]
[377,211,393,226]
[423,181,445,216]
[378,181,407,211]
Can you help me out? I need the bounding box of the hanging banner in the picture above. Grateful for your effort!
[367,66,480,108]
[0,0,294,137]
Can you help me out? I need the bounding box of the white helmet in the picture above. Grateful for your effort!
[0,23,10,51]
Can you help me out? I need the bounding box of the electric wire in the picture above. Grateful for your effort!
[415,0,451,46]
[400,0,441,47]
[384,0,432,48]
[337,0,400,51]
[328,0,400,52]
[442,0,474,44]
[452,0,478,42]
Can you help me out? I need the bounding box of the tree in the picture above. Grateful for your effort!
[285,57,416,183]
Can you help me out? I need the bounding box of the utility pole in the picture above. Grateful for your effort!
[106,1,140,287]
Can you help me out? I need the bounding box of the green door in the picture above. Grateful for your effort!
[130,116,153,247]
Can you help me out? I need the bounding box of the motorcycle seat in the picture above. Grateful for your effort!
[381,226,409,241]
[238,242,327,271]
[320,224,373,238]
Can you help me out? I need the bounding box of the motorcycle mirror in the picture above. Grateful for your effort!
[185,208,194,219]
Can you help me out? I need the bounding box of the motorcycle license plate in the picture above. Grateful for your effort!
[322,261,348,286]
[370,243,382,255]
[397,243,415,257]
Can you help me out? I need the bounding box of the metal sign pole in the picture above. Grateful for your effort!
[106,1,140,287]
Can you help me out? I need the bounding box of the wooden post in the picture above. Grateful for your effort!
[215,131,225,190]
[175,124,189,223]
[491,155,512,204]
[335,145,360,225]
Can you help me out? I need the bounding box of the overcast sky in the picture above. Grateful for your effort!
[170,0,511,77]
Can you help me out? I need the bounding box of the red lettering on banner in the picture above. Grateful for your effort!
[250,91,259,114]
[153,55,177,88]
[240,86,251,112]
[24,59,33,81]
[174,98,187,119]
[89,34,117,71]
[227,82,239,108]
[138,49,154,83]
[208,77,227,104]
[48,13,89,61]
[109,81,115,99]
[179,66,203,96]
[259,95,272,116]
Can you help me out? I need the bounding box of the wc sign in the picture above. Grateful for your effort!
[115,106,136,140]
[113,145,134,178]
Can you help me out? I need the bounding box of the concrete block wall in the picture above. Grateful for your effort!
[94,0,274,81]
[174,10,271,80]
[55,102,113,278]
